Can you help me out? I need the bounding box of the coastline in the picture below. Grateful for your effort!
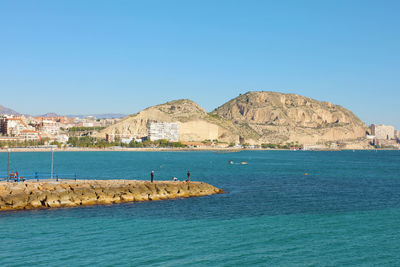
[0,147,395,152]
[0,147,244,152]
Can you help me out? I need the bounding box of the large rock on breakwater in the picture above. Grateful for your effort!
[0,180,224,211]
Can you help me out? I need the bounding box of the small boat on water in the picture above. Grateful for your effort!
[228,160,248,165]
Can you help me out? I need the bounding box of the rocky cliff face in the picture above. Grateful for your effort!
[99,92,368,146]
[98,99,252,143]
[212,91,368,145]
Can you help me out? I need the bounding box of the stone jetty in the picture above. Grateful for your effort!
[0,180,224,211]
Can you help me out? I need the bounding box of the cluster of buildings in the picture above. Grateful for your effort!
[0,114,120,144]
[369,124,400,148]
[0,116,41,142]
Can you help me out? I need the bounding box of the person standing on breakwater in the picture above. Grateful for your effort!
[186,171,190,182]
[151,171,154,183]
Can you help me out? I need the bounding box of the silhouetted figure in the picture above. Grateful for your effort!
[186,171,190,182]
[151,171,154,183]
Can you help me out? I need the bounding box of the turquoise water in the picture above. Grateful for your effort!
[1,150,400,266]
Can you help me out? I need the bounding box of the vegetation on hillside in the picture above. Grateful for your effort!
[65,126,106,132]
[67,137,187,148]
[261,142,302,149]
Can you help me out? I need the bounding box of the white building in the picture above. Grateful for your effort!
[395,130,400,140]
[20,130,41,141]
[121,137,133,144]
[4,117,28,136]
[82,122,94,127]
[55,134,69,144]
[371,124,395,140]
[148,122,179,142]
[41,120,59,135]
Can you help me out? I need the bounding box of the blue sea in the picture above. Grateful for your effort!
[1,150,400,266]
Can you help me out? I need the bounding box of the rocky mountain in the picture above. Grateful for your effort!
[98,91,369,147]
[0,105,21,116]
[212,91,368,145]
[97,99,252,143]
[40,112,59,117]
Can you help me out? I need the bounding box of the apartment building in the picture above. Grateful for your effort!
[148,122,179,142]
[370,124,395,140]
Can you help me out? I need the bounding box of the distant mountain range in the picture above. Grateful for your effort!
[0,105,126,119]
[0,105,21,116]
[65,114,127,119]
[39,113,127,119]
[38,113,126,119]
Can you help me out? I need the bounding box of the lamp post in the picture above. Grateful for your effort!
[51,148,54,179]
[7,148,10,181]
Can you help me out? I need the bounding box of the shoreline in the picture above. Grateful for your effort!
[0,147,240,152]
[0,147,396,152]
[0,179,224,211]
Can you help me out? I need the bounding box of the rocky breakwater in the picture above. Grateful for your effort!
[0,180,224,211]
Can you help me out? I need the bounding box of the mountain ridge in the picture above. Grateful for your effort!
[99,91,368,146]
[0,105,22,116]
[212,91,367,145]
[97,99,243,142]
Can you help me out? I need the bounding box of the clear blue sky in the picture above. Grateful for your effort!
[1,0,399,128]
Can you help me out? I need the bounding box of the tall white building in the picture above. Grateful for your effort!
[40,120,59,135]
[371,124,395,140]
[395,130,400,140]
[4,117,28,136]
[148,122,179,142]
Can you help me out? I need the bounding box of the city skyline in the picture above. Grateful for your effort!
[1,1,399,128]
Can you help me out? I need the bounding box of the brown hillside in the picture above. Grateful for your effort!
[98,99,246,143]
[212,91,368,145]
